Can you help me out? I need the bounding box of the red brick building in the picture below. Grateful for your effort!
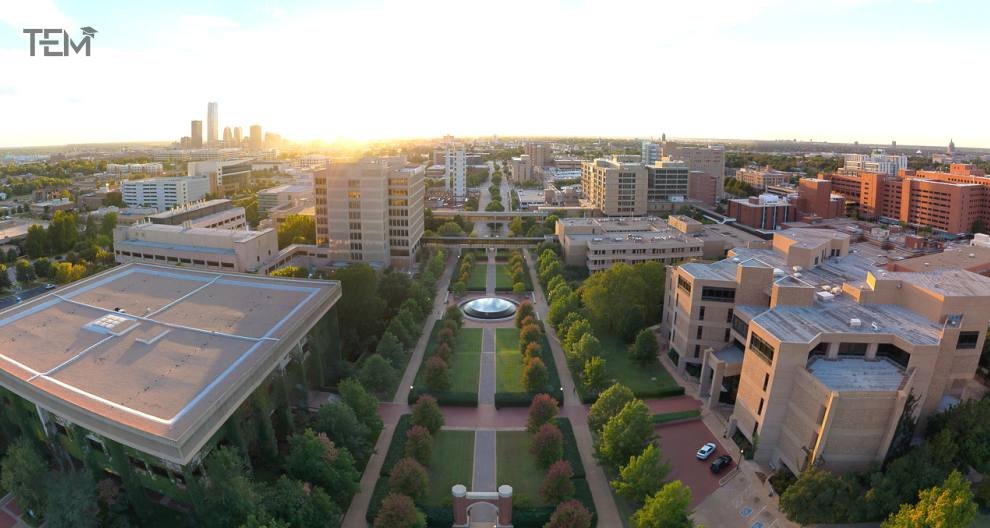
[727,194,796,230]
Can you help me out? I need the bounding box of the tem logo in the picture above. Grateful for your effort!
[23,26,97,56]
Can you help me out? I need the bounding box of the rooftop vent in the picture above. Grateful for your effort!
[816,291,835,302]
[792,266,803,272]
[849,318,862,328]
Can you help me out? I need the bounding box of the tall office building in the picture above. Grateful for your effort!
[842,149,908,176]
[120,176,210,209]
[444,142,466,200]
[313,157,424,268]
[223,127,233,143]
[641,140,661,165]
[191,120,203,148]
[207,102,219,145]
[580,156,648,216]
[662,142,726,202]
[234,126,243,143]
[524,142,552,168]
[646,160,690,213]
[265,132,282,149]
[250,124,263,151]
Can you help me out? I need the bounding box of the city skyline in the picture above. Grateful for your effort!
[1,0,989,149]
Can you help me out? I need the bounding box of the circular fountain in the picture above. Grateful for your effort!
[460,297,518,320]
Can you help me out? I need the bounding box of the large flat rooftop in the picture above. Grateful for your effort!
[0,263,339,463]
[808,356,905,392]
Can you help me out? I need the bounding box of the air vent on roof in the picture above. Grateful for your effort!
[816,291,835,302]
[849,318,862,328]
[792,266,803,272]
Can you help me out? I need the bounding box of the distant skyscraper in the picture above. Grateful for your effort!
[444,138,466,200]
[191,120,203,148]
[265,132,282,149]
[249,125,263,150]
[641,140,660,165]
[233,127,243,143]
[222,127,232,143]
[207,102,219,145]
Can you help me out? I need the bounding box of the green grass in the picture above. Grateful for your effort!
[466,263,488,291]
[495,264,514,290]
[426,430,475,505]
[415,327,482,393]
[495,328,523,392]
[596,332,679,396]
[652,409,701,425]
[496,431,548,507]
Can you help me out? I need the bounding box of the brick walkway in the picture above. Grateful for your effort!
[0,495,30,528]
[479,328,495,405]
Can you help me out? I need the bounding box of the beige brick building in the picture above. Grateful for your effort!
[661,228,990,474]
[313,157,424,269]
[581,156,647,216]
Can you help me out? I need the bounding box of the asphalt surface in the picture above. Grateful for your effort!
[0,284,50,310]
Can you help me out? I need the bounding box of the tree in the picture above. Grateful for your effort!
[924,396,990,474]
[444,306,463,328]
[313,402,372,464]
[373,493,426,528]
[25,224,48,258]
[575,333,602,364]
[44,469,98,528]
[435,342,452,362]
[436,221,466,237]
[411,394,444,434]
[338,377,383,436]
[540,460,575,504]
[259,476,340,528]
[597,399,654,468]
[527,393,559,432]
[547,292,580,328]
[512,282,525,294]
[404,425,433,466]
[48,210,79,253]
[530,423,564,469]
[200,446,261,528]
[582,356,608,394]
[632,481,693,528]
[452,281,467,297]
[524,341,542,361]
[523,357,549,393]
[1,437,48,518]
[33,257,52,279]
[563,319,592,358]
[359,354,396,394]
[14,258,35,283]
[779,466,856,525]
[589,383,635,432]
[277,214,316,248]
[612,443,671,504]
[581,262,649,333]
[286,430,359,507]
[333,264,386,355]
[269,266,308,278]
[389,458,430,501]
[100,212,117,238]
[424,356,452,392]
[0,264,10,292]
[882,471,976,528]
[485,200,504,212]
[545,500,592,528]
[630,328,659,363]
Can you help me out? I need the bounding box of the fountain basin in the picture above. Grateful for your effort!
[460,297,518,320]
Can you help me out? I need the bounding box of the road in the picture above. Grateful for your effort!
[0,284,50,310]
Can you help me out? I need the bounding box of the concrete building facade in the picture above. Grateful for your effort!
[581,156,648,216]
[662,228,990,475]
[662,143,726,201]
[121,176,210,210]
[444,144,466,200]
[727,194,797,231]
[842,149,907,177]
[113,223,279,273]
[146,199,248,230]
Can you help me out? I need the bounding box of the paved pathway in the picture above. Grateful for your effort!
[471,429,498,523]
[479,328,495,405]
[340,423,395,528]
[486,250,496,295]
[523,249,623,527]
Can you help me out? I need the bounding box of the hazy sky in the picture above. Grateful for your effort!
[0,0,987,148]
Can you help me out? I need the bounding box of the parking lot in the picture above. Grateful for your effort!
[655,419,736,507]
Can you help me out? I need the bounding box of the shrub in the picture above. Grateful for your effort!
[438,327,455,346]
[374,493,426,528]
[629,328,659,362]
[545,500,592,528]
[531,423,564,469]
[523,357,549,393]
[441,318,459,334]
[444,306,463,328]
[527,393,559,432]
[389,458,430,501]
[512,282,525,294]
[519,323,542,355]
[423,356,452,392]
[404,425,433,466]
[524,341,543,361]
[588,383,634,433]
[411,395,444,434]
[520,315,537,329]
[515,301,535,327]
[540,460,575,504]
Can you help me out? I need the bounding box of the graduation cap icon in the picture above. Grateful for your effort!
[80,26,97,38]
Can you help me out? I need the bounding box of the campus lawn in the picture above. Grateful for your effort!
[426,430,475,505]
[494,264,514,290]
[496,431,548,507]
[414,327,482,393]
[597,332,679,397]
[495,328,523,392]
[466,263,488,291]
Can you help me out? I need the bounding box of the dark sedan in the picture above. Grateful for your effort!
[710,455,733,474]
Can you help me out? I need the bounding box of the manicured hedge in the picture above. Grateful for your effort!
[423,506,456,527]
[367,414,412,523]
[578,383,685,404]
[555,418,585,479]
[407,387,478,407]
[652,409,701,425]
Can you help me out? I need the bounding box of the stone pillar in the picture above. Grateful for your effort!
[826,342,839,360]
[865,342,878,360]
[497,485,513,526]
[699,353,713,399]
[708,361,726,410]
[452,485,468,526]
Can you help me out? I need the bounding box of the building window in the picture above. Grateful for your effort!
[762,373,769,391]
[731,314,748,337]
[694,345,700,358]
[699,307,705,320]
[724,328,731,342]
[957,331,979,350]
[677,276,692,293]
[726,308,734,323]
[701,287,735,302]
[696,326,703,339]
[757,398,764,416]
[750,333,775,364]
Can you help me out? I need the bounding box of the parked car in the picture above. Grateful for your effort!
[710,455,733,473]
[696,442,717,460]
[44,283,56,290]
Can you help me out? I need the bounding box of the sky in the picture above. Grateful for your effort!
[0,0,988,148]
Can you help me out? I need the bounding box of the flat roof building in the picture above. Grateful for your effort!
[662,228,990,475]
[0,263,340,476]
[581,156,648,216]
[146,198,247,230]
[188,159,253,197]
[121,176,210,210]
[257,183,312,214]
[727,194,797,231]
[734,166,804,189]
[113,223,279,273]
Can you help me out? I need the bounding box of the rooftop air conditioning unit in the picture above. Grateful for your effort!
[849,318,862,327]
[793,272,802,278]
[831,286,842,294]
[816,291,835,302]
[792,266,803,272]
